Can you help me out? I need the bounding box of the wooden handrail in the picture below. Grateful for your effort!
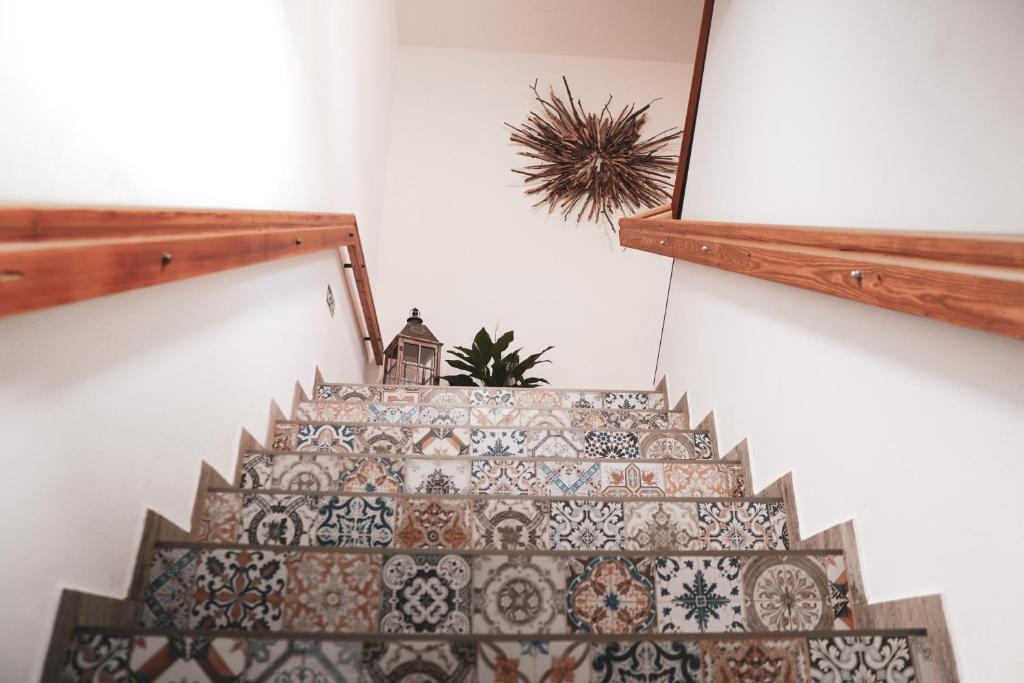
[0,207,385,363]
[671,0,715,219]
[621,206,1024,339]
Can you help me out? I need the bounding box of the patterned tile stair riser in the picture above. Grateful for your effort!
[140,547,852,635]
[197,491,789,552]
[270,423,714,460]
[311,384,669,410]
[295,402,688,431]
[239,452,746,498]
[64,631,930,683]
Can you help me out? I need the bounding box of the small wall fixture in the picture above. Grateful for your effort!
[161,252,173,266]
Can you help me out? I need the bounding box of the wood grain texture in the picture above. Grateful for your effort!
[620,210,1024,338]
[345,221,384,365]
[670,0,716,219]
[856,594,959,682]
[0,207,361,321]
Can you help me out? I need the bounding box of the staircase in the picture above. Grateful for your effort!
[54,374,948,682]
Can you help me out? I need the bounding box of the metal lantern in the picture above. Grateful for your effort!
[383,308,442,385]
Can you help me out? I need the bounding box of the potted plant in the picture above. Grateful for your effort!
[442,328,553,388]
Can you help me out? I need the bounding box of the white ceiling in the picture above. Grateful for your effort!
[396,0,702,64]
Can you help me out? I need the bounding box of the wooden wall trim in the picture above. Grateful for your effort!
[0,207,385,362]
[620,207,1024,339]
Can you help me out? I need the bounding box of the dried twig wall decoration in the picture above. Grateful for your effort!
[506,77,680,232]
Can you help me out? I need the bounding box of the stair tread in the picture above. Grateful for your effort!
[196,491,787,551]
[295,401,689,431]
[238,452,746,497]
[64,627,931,682]
[139,545,851,637]
[271,422,714,459]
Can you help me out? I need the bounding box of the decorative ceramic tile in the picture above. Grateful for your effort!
[693,431,714,458]
[283,552,381,632]
[241,494,319,546]
[478,641,591,683]
[470,388,515,406]
[567,557,656,633]
[296,401,369,422]
[473,555,569,634]
[245,639,361,682]
[411,427,471,455]
[473,499,551,550]
[600,462,666,497]
[570,409,614,429]
[909,635,939,683]
[380,554,472,634]
[63,633,131,682]
[701,638,811,681]
[470,406,521,427]
[273,423,357,452]
[361,641,475,683]
[515,389,564,408]
[368,404,420,424]
[584,431,641,459]
[808,636,916,682]
[471,459,543,496]
[142,547,201,628]
[639,431,698,459]
[338,456,404,493]
[381,387,424,403]
[655,556,745,633]
[197,492,242,543]
[814,554,855,629]
[647,393,668,410]
[268,454,340,491]
[618,411,672,430]
[525,430,587,458]
[314,496,395,548]
[128,636,247,682]
[622,502,702,551]
[421,387,472,405]
[742,555,832,632]
[667,412,688,429]
[357,426,413,454]
[521,408,573,428]
[471,428,528,456]
[603,392,650,410]
[591,641,700,683]
[315,384,381,402]
[396,498,473,549]
[241,453,273,490]
[419,406,470,425]
[539,461,601,496]
[564,391,603,408]
[405,459,470,494]
[550,500,624,550]
[664,463,745,497]
[190,549,287,630]
[698,501,789,551]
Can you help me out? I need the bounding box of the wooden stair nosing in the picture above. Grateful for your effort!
[313,380,670,396]
[275,419,709,436]
[69,624,929,643]
[205,486,781,505]
[242,447,742,465]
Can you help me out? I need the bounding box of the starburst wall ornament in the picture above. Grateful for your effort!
[506,77,680,232]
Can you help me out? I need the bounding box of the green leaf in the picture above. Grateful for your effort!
[442,374,478,386]
[491,330,515,357]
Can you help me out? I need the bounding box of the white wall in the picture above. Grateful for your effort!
[375,46,688,388]
[658,1,1024,679]
[0,1,397,679]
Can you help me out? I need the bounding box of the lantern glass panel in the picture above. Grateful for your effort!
[403,343,420,362]
[419,346,435,366]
